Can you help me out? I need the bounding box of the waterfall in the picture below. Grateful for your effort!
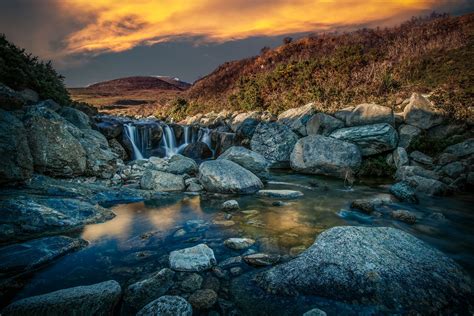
[161,125,179,157]
[199,127,214,157]
[124,123,144,160]
[177,125,191,152]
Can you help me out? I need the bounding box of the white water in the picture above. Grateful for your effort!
[123,124,144,160]
[162,125,179,157]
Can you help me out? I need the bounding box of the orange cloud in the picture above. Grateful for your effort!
[58,0,451,55]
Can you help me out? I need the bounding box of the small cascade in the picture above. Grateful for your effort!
[124,123,144,160]
[161,125,179,157]
[199,127,214,157]
[177,125,191,152]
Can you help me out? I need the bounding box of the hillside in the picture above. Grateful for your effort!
[185,13,474,121]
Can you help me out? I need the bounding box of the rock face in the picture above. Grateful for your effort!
[255,226,472,314]
[0,236,87,275]
[218,146,269,180]
[250,122,299,168]
[2,280,122,316]
[277,103,315,136]
[198,160,263,194]
[169,244,216,272]
[306,113,344,136]
[346,103,394,126]
[0,109,33,184]
[330,123,398,156]
[136,296,192,316]
[124,268,175,311]
[403,93,443,129]
[140,170,185,192]
[182,141,213,160]
[290,135,361,179]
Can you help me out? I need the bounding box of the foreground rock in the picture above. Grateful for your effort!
[0,236,87,275]
[169,244,216,272]
[255,226,472,313]
[290,135,361,179]
[124,268,175,311]
[140,169,186,192]
[218,146,269,180]
[2,280,122,316]
[199,159,263,194]
[137,296,192,316]
[330,123,398,156]
[256,190,303,199]
[0,109,33,184]
[250,122,299,168]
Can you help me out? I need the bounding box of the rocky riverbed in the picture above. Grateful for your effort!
[1,85,473,315]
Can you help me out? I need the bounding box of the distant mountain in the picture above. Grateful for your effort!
[87,76,191,92]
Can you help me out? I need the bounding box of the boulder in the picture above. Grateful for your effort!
[397,124,422,149]
[182,141,213,160]
[333,106,354,122]
[221,200,239,211]
[0,109,33,184]
[236,117,260,140]
[124,268,175,311]
[306,113,344,136]
[389,182,418,203]
[2,280,122,316]
[24,106,87,177]
[0,236,87,275]
[77,129,118,178]
[230,111,261,132]
[198,160,263,194]
[169,244,216,272]
[180,273,203,292]
[224,238,255,250]
[290,135,361,179]
[256,190,303,199]
[0,83,25,110]
[393,147,409,169]
[212,132,237,156]
[346,103,394,126]
[218,146,269,180]
[250,122,300,168]
[255,226,472,313]
[59,107,91,129]
[405,175,450,196]
[330,123,398,156]
[140,170,185,192]
[167,154,198,175]
[277,103,315,136]
[403,93,443,129]
[188,289,218,310]
[136,296,192,316]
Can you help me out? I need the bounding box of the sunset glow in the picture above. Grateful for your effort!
[59,0,446,55]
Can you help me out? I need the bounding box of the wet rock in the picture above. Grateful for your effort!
[277,103,315,136]
[185,178,203,192]
[391,210,417,224]
[243,253,280,267]
[403,93,443,129]
[136,295,192,316]
[390,182,418,203]
[182,141,213,160]
[168,154,198,175]
[180,273,203,292]
[218,256,243,268]
[140,170,185,192]
[2,280,122,316]
[250,122,299,168]
[393,147,409,169]
[398,124,422,148]
[0,109,33,184]
[224,238,255,250]
[221,200,239,211]
[256,189,303,199]
[330,123,398,156]
[350,199,384,214]
[59,106,91,129]
[306,113,344,136]
[199,159,263,194]
[169,244,216,272]
[124,268,175,311]
[290,135,361,179]
[188,289,218,310]
[303,308,327,316]
[218,146,269,180]
[0,236,87,275]
[255,226,473,313]
[405,175,450,196]
[346,103,394,127]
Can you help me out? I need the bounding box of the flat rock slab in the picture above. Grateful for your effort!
[169,244,216,272]
[0,236,87,275]
[257,190,304,199]
[2,280,121,316]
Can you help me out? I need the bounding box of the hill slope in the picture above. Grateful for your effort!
[186,13,473,120]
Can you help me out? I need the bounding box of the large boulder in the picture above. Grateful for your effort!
[306,113,344,136]
[24,106,87,177]
[250,122,299,168]
[182,141,213,160]
[236,117,260,140]
[198,159,263,194]
[330,123,398,156]
[2,280,122,316]
[169,244,216,272]
[277,103,315,136]
[212,131,237,156]
[346,103,394,126]
[255,226,472,314]
[290,135,361,179]
[136,296,192,316]
[403,93,443,129]
[230,111,261,132]
[59,107,91,129]
[140,170,185,192]
[77,129,118,178]
[218,146,269,180]
[404,175,450,196]
[167,154,198,175]
[0,109,33,184]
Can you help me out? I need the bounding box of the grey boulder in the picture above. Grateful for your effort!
[169,244,216,272]
[140,170,186,192]
[218,146,269,180]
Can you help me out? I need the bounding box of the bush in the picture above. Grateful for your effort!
[0,34,70,105]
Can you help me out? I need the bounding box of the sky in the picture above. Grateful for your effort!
[1,0,473,87]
